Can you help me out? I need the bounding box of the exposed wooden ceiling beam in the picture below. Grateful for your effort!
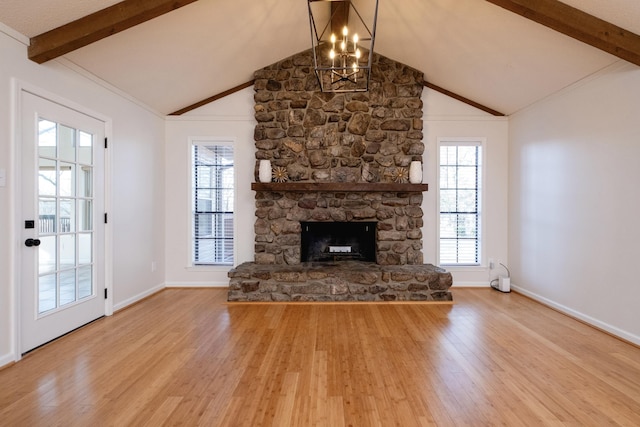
[28,0,198,64]
[485,0,640,67]
[169,80,255,116]
[330,1,350,36]
[423,82,506,116]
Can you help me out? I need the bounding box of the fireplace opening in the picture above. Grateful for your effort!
[300,221,377,263]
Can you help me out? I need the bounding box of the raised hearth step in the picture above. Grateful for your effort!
[228,261,452,302]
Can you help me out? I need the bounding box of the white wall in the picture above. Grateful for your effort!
[164,88,256,286]
[0,25,165,365]
[509,62,640,345]
[423,88,510,286]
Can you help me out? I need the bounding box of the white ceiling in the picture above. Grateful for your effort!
[1,0,639,115]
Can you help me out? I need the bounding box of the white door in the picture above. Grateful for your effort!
[20,91,106,353]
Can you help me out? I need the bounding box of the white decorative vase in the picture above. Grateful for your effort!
[258,160,272,183]
[409,161,423,184]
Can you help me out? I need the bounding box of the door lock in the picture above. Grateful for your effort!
[25,238,41,247]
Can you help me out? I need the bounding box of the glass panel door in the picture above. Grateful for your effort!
[21,90,105,354]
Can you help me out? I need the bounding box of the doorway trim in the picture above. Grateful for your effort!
[11,79,113,362]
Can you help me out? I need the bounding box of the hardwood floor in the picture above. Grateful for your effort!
[1,288,639,426]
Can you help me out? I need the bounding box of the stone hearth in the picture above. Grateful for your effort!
[228,261,453,302]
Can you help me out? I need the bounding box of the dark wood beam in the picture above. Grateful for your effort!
[29,0,198,64]
[330,1,350,37]
[423,82,506,116]
[485,0,640,67]
[168,80,255,116]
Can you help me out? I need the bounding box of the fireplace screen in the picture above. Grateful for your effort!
[300,221,376,262]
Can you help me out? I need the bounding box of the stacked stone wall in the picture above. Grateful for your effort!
[253,49,425,184]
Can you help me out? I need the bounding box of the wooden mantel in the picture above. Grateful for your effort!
[251,182,428,192]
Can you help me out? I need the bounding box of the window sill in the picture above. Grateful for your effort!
[440,265,487,272]
[186,265,233,271]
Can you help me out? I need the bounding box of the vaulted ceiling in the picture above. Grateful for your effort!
[2,0,639,116]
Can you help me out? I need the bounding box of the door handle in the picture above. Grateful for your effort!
[25,238,41,247]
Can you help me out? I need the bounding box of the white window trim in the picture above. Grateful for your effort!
[436,137,487,268]
[187,137,237,269]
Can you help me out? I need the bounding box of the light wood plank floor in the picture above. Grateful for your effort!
[1,288,639,426]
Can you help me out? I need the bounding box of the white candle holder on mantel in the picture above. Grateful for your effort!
[409,161,423,184]
[258,160,272,183]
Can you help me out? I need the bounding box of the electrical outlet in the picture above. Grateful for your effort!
[489,258,495,269]
[151,261,157,272]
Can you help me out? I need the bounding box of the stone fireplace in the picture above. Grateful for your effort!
[227,48,452,302]
[253,186,425,266]
[300,221,376,263]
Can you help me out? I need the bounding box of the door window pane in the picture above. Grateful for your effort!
[78,233,92,265]
[59,124,76,162]
[59,162,75,197]
[59,234,75,270]
[38,158,57,196]
[79,200,92,231]
[38,119,56,158]
[59,269,76,306]
[38,274,56,313]
[78,265,92,299]
[78,131,93,164]
[79,166,92,197]
[60,198,75,233]
[39,198,57,233]
[39,236,56,274]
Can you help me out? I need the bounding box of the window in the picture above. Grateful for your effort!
[439,140,482,265]
[192,142,234,265]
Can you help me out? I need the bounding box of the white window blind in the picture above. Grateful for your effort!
[192,143,234,265]
[439,141,482,265]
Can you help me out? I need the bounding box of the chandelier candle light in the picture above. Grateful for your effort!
[307,0,379,92]
[329,26,361,84]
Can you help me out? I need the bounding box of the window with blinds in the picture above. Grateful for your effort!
[192,143,234,265]
[439,141,482,265]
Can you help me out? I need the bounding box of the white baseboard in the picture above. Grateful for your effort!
[165,281,228,288]
[0,352,16,369]
[512,285,640,347]
[113,283,165,312]
[452,281,490,288]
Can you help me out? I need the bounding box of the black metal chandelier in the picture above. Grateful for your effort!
[307,0,379,92]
